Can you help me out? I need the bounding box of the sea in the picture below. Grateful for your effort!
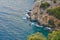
[0,0,49,40]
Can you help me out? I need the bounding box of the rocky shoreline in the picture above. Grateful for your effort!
[25,0,60,32]
[26,10,52,31]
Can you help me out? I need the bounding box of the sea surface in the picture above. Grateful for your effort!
[0,0,49,40]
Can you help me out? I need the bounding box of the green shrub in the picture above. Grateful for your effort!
[58,22,60,27]
[47,9,55,15]
[47,7,60,19]
[48,19,54,25]
[40,2,50,9]
[53,0,57,3]
[48,30,60,40]
[27,32,46,40]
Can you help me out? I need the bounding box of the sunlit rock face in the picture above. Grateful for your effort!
[30,0,60,31]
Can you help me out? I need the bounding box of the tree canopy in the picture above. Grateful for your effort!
[27,32,46,40]
[48,19,54,25]
[48,30,60,40]
[47,7,60,19]
[40,2,50,9]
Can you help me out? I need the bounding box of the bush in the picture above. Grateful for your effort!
[47,7,60,19]
[40,2,50,9]
[48,19,54,25]
[48,30,60,40]
[53,0,57,3]
[47,9,55,15]
[55,11,60,19]
[27,32,46,40]
[58,22,60,27]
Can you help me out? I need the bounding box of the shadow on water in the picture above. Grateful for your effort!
[31,25,49,38]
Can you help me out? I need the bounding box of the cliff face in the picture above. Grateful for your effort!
[30,0,60,29]
[30,0,42,25]
[30,0,49,25]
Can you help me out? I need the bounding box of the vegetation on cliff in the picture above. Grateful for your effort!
[47,6,60,19]
[52,0,57,3]
[27,0,60,40]
[48,30,60,40]
[27,31,60,40]
[58,22,60,27]
[27,32,46,40]
[48,19,55,28]
[48,19,54,25]
[40,2,50,9]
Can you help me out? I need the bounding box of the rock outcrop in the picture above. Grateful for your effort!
[30,0,60,30]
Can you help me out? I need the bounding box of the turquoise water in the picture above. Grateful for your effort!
[0,0,49,40]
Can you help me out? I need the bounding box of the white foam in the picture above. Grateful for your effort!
[25,14,30,18]
[22,17,27,20]
[45,27,51,30]
[31,22,35,26]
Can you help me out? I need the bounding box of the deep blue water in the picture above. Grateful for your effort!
[0,0,49,40]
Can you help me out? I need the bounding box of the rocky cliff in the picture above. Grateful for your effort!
[30,0,60,30]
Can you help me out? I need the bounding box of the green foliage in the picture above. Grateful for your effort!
[53,0,57,3]
[40,2,50,9]
[47,9,55,15]
[48,19,54,25]
[55,11,60,19]
[48,30,60,40]
[47,7,60,19]
[58,22,60,27]
[27,32,46,40]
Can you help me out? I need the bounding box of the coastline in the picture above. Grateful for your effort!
[27,0,60,40]
[26,0,60,31]
[25,0,52,31]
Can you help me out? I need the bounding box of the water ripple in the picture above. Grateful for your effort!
[0,0,34,40]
